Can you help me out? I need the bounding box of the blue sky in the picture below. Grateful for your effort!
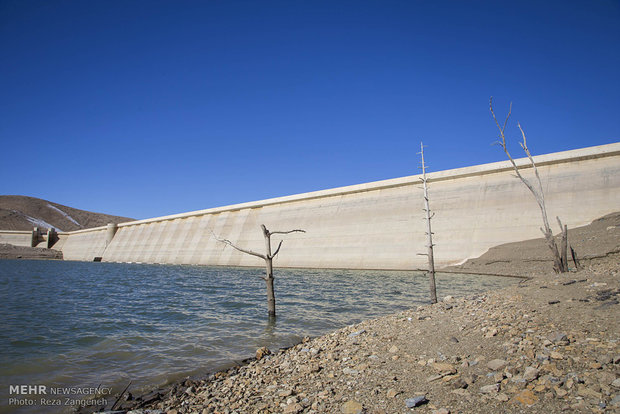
[1,0,618,220]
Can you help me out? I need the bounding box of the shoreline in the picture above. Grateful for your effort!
[0,243,63,260]
[82,251,619,413]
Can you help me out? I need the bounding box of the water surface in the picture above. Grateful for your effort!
[0,260,516,412]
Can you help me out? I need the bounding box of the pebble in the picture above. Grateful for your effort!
[405,395,428,408]
[255,347,270,360]
[487,359,508,371]
[522,366,539,381]
[513,389,538,406]
[550,351,564,360]
[341,400,363,414]
[479,384,500,394]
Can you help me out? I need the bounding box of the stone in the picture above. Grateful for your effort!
[388,345,399,353]
[548,332,568,344]
[550,351,564,360]
[610,394,620,407]
[348,329,366,338]
[405,395,428,408]
[283,403,303,413]
[480,384,500,394]
[432,362,456,374]
[279,389,293,397]
[513,389,538,406]
[452,378,468,389]
[612,378,620,389]
[386,388,398,398]
[256,347,271,360]
[341,400,363,414]
[432,409,450,414]
[553,387,567,398]
[522,367,539,382]
[577,385,602,400]
[497,393,509,402]
[487,359,508,371]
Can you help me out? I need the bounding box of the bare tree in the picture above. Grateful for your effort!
[418,142,438,303]
[210,225,305,317]
[489,97,569,273]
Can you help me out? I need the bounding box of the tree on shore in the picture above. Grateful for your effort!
[418,142,438,303]
[210,225,305,318]
[489,97,569,273]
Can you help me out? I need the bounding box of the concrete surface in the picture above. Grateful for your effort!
[60,143,620,269]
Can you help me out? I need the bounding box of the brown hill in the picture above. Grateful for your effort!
[0,195,134,232]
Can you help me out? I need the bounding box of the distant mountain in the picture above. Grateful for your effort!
[0,195,134,232]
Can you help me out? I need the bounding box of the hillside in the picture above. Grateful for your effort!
[0,195,134,232]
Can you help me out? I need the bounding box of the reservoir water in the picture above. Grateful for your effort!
[0,260,517,412]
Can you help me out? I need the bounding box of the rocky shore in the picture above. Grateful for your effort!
[98,249,620,414]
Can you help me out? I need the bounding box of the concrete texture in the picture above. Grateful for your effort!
[0,230,34,247]
[60,143,620,269]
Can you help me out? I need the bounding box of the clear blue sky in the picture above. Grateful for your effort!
[1,0,618,220]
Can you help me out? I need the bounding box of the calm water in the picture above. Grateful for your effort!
[0,260,516,413]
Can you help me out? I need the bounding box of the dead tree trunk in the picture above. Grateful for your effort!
[261,225,277,317]
[210,225,305,318]
[419,142,438,304]
[490,98,569,273]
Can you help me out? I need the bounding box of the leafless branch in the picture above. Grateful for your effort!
[490,98,539,198]
[268,229,306,236]
[270,240,284,259]
[209,229,266,260]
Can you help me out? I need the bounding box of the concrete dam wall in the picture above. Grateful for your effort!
[61,143,620,270]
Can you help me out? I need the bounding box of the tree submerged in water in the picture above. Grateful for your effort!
[210,224,305,318]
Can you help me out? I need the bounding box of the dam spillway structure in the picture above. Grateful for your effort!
[58,143,620,270]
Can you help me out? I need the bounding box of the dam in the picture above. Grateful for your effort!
[57,143,619,269]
